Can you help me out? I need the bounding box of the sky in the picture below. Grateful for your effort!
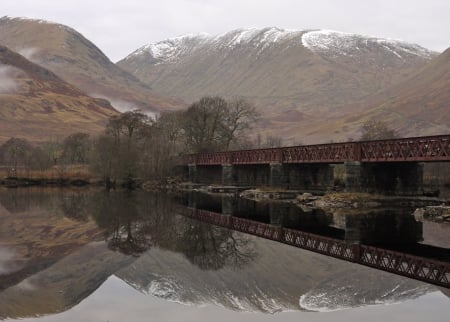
[2,0,449,62]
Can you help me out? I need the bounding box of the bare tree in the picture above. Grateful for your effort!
[0,138,33,176]
[62,132,91,164]
[181,96,258,152]
[182,96,228,152]
[359,120,397,141]
[221,98,259,149]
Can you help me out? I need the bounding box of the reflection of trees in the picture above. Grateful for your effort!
[0,188,257,269]
[58,191,89,222]
[90,191,257,270]
[176,219,256,270]
[91,191,152,255]
[0,187,89,221]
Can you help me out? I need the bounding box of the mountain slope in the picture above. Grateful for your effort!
[0,45,118,142]
[118,28,437,143]
[0,16,182,115]
[345,47,450,136]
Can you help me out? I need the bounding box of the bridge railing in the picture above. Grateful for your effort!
[179,134,450,165]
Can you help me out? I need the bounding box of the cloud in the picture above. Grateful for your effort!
[0,246,22,275]
[18,47,40,61]
[89,93,158,118]
[0,65,20,94]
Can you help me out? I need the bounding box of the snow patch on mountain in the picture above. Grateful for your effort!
[301,30,434,59]
[125,27,306,64]
[125,33,210,65]
[213,27,302,48]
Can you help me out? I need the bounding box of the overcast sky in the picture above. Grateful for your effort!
[2,0,449,62]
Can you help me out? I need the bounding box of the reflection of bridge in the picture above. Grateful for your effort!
[184,207,450,288]
[180,135,450,194]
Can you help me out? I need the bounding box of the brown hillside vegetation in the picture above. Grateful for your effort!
[0,45,118,143]
[322,47,450,140]
[0,16,183,115]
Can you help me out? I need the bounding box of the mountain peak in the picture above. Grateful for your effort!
[127,32,211,64]
[0,15,73,33]
[301,29,435,59]
[123,27,435,66]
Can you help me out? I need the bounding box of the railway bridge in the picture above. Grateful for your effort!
[180,135,450,195]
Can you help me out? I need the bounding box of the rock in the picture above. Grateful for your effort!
[297,192,313,201]
[415,205,450,222]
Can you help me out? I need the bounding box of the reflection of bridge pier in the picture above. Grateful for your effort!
[331,210,423,244]
[183,191,423,245]
[181,135,449,196]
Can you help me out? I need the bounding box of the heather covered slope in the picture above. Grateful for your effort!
[0,16,183,115]
[318,47,450,141]
[0,45,118,143]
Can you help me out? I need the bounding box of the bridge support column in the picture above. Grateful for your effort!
[345,161,424,195]
[221,194,235,215]
[188,164,197,183]
[222,164,235,186]
[396,163,423,195]
[285,164,334,191]
[270,163,287,187]
[344,161,364,192]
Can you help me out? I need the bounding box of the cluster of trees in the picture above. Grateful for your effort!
[88,96,259,186]
[0,96,259,184]
[0,133,91,176]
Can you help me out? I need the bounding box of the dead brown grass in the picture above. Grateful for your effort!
[0,164,94,180]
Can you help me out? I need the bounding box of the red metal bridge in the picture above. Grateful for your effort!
[184,208,450,288]
[182,134,450,165]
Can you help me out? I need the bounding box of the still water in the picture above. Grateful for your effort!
[0,187,449,322]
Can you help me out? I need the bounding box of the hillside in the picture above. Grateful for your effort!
[0,45,118,142]
[117,28,437,143]
[0,16,182,115]
[338,47,450,138]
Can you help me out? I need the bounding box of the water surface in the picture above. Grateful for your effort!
[0,188,448,321]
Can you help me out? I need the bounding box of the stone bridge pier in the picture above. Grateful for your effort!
[188,163,334,191]
[344,161,424,195]
[187,161,424,195]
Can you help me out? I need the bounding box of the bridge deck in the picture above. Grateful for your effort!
[182,135,450,165]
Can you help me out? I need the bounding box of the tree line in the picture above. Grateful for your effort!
[0,95,405,186]
[0,96,260,185]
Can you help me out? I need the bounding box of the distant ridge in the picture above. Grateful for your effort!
[0,45,117,142]
[118,27,438,143]
[0,16,183,116]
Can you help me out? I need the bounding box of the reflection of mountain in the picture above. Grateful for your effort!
[116,234,432,313]
[0,242,134,319]
[299,272,429,312]
[0,189,443,320]
[0,188,103,293]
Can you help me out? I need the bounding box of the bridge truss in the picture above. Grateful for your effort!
[184,208,450,288]
[182,135,450,165]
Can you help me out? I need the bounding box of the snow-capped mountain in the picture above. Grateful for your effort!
[123,28,433,65]
[117,27,439,144]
